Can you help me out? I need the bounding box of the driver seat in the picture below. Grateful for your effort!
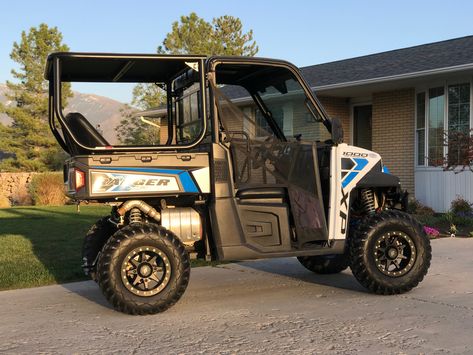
[60,112,110,156]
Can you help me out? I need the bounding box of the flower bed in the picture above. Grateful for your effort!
[412,197,473,238]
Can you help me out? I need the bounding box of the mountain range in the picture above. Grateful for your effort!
[0,83,125,143]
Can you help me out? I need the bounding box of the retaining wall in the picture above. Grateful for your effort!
[0,172,35,205]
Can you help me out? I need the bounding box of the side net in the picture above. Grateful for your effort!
[211,82,328,242]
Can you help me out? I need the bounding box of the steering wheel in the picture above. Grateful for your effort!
[251,136,277,170]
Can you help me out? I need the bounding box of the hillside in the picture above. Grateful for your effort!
[0,83,125,144]
[0,84,12,125]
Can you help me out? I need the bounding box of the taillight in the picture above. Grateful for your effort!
[74,168,86,190]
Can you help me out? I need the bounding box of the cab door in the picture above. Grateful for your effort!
[208,59,330,259]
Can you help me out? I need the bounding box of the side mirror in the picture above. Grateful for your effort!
[331,117,344,145]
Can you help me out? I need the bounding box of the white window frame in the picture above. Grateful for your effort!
[414,76,473,169]
[415,91,427,166]
[350,98,372,146]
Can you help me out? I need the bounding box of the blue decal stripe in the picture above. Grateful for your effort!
[353,158,368,171]
[342,171,358,188]
[382,165,391,174]
[91,166,200,193]
[178,172,199,193]
[91,166,185,175]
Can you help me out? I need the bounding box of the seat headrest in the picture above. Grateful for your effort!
[60,112,110,155]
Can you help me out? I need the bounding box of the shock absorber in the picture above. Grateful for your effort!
[360,188,376,215]
[129,208,143,224]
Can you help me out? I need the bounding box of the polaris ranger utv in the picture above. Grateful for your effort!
[45,52,431,315]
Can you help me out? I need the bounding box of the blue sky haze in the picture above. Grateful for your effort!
[1,0,472,102]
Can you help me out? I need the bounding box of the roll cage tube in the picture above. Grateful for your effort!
[48,80,70,153]
[165,82,174,146]
[48,55,208,152]
[250,92,286,141]
[206,56,333,136]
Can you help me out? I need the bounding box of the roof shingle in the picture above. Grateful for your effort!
[301,35,473,88]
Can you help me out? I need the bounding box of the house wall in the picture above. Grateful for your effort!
[159,118,169,144]
[413,76,473,212]
[318,96,351,142]
[320,91,416,195]
[372,89,415,194]
[415,168,473,212]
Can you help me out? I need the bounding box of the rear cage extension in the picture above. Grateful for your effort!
[47,54,209,154]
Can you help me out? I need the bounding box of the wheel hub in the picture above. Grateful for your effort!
[121,246,171,297]
[138,263,153,277]
[387,247,399,259]
[374,231,416,277]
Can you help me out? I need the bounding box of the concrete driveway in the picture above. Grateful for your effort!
[0,238,472,354]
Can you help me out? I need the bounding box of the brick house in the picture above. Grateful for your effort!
[301,36,473,212]
[145,36,473,212]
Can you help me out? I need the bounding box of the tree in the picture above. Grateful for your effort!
[131,83,166,111]
[116,85,166,145]
[0,23,72,171]
[430,129,473,173]
[116,105,162,145]
[160,13,258,56]
[118,13,258,144]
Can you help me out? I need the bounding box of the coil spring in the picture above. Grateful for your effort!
[129,208,143,224]
[360,188,376,215]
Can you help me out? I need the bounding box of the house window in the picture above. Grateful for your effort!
[428,87,445,165]
[448,83,470,131]
[416,92,426,165]
[255,107,284,137]
[448,83,470,165]
[416,82,471,167]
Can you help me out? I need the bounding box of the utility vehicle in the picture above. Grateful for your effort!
[45,53,431,315]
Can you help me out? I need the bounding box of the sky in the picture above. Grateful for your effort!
[1,0,473,103]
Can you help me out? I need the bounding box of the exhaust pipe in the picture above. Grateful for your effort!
[117,200,161,223]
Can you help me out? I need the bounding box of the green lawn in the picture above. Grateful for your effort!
[0,205,220,291]
[0,205,110,290]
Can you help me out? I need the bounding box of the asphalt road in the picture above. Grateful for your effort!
[0,238,472,354]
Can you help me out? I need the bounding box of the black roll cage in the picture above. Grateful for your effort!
[46,53,208,153]
[206,56,332,143]
[45,53,332,154]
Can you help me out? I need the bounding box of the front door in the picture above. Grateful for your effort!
[353,105,372,150]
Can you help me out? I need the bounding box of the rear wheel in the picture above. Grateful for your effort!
[96,223,190,315]
[349,210,431,294]
[297,254,349,274]
[82,217,116,281]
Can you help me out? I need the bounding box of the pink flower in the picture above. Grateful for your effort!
[423,226,440,237]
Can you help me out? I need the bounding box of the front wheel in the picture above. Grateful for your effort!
[96,223,190,315]
[349,210,431,295]
[297,254,349,274]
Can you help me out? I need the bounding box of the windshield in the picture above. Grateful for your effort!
[215,63,330,142]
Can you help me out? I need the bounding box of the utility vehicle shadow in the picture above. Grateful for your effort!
[60,281,114,312]
[238,258,368,294]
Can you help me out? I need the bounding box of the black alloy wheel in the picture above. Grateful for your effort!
[97,223,190,315]
[349,210,431,295]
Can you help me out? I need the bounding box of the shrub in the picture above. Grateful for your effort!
[451,215,473,227]
[450,196,473,216]
[0,194,11,208]
[29,172,67,206]
[415,214,441,227]
[443,210,473,228]
[10,190,33,206]
[407,199,435,216]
